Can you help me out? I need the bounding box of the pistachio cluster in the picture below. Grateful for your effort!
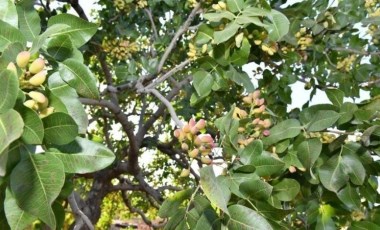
[212,1,227,11]
[187,43,207,60]
[174,118,215,177]
[10,51,54,118]
[295,27,313,50]
[235,90,272,148]
[102,37,138,60]
[307,132,336,144]
[322,11,336,28]
[12,51,47,89]
[187,0,199,8]
[365,0,380,44]
[136,0,148,8]
[336,55,356,72]
[113,0,128,11]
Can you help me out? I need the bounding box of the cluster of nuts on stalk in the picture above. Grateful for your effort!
[235,90,272,148]
[102,37,139,60]
[247,29,278,55]
[307,132,337,144]
[9,51,54,118]
[365,0,380,44]
[336,55,356,72]
[295,27,313,51]
[174,118,215,177]
[322,11,336,28]
[113,0,147,11]
[187,43,207,60]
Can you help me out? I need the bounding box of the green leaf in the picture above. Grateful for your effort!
[337,184,360,211]
[241,7,270,17]
[195,24,214,45]
[297,138,322,170]
[17,106,44,145]
[338,102,358,125]
[351,221,380,230]
[194,209,220,230]
[341,144,366,185]
[0,0,17,28]
[59,59,100,99]
[42,112,78,145]
[227,205,273,230]
[48,72,88,134]
[16,5,41,41]
[239,179,273,200]
[200,166,230,215]
[225,173,259,198]
[263,119,302,146]
[47,14,98,47]
[226,0,244,13]
[30,24,70,54]
[47,35,74,62]
[158,189,193,218]
[272,178,300,201]
[266,10,290,41]
[4,188,36,230]
[164,208,185,230]
[0,20,26,52]
[252,151,285,176]
[316,216,336,230]
[0,109,24,155]
[203,11,235,22]
[48,137,115,173]
[239,140,263,165]
[193,70,214,97]
[319,154,348,192]
[0,70,18,113]
[226,66,255,92]
[325,88,344,107]
[214,23,240,44]
[10,146,65,229]
[307,110,340,132]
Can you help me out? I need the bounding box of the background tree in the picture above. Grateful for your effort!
[1,0,380,229]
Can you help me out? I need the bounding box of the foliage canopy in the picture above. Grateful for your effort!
[1,0,380,229]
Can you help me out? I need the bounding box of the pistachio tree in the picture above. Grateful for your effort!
[1,0,380,229]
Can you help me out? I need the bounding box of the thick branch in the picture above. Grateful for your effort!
[80,98,140,174]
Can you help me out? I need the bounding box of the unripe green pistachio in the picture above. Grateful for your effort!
[28,91,47,104]
[29,71,47,86]
[24,99,37,110]
[39,107,54,118]
[180,168,190,177]
[29,58,45,74]
[16,51,31,68]
[6,62,17,74]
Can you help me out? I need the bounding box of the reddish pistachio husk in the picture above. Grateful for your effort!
[195,119,206,130]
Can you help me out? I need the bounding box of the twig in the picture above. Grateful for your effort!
[143,88,184,128]
[68,192,94,230]
[121,191,166,228]
[146,59,191,89]
[144,8,159,40]
[156,3,201,73]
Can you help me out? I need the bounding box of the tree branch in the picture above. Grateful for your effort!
[68,192,94,230]
[156,3,201,73]
[144,8,158,40]
[146,59,191,89]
